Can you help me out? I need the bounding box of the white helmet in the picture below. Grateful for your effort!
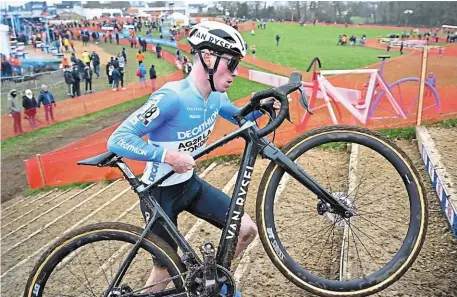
[187,21,246,57]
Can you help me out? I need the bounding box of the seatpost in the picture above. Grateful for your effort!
[115,160,144,192]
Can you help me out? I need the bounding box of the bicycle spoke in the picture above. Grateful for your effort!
[348,222,382,269]
[348,224,367,278]
[356,215,404,242]
[314,220,339,268]
[355,210,407,225]
[75,249,98,297]
[90,243,111,286]
[126,271,189,296]
[347,175,369,203]
[302,220,337,260]
[348,222,394,256]
[282,213,323,231]
[62,264,96,297]
[356,186,406,209]
[45,293,85,297]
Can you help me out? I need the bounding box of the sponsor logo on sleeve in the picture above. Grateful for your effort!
[117,139,147,156]
[131,94,164,126]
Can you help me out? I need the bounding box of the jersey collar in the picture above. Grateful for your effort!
[186,74,205,100]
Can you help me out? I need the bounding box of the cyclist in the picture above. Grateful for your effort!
[107,21,283,296]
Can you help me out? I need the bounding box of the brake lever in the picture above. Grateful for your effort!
[260,100,292,123]
[298,86,313,114]
[260,100,276,120]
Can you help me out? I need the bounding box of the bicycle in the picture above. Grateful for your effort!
[295,56,441,132]
[24,70,428,297]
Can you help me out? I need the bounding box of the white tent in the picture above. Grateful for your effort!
[441,25,457,32]
[168,12,189,27]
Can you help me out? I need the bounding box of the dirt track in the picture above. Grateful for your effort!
[1,140,456,297]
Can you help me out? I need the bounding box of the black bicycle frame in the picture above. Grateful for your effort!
[105,120,352,295]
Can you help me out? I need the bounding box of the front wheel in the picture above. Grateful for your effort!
[256,125,427,296]
[24,222,186,297]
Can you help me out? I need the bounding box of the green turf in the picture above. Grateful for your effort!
[1,94,149,153]
[241,23,402,71]
[227,76,270,100]
[97,42,177,81]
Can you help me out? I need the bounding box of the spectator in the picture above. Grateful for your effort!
[91,51,100,78]
[149,64,156,92]
[250,45,256,63]
[136,49,145,65]
[276,34,280,46]
[63,37,70,52]
[84,64,93,93]
[71,66,81,97]
[61,56,70,69]
[176,48,181,61]
[82,50,91,66]
[425,72,436,97]
[1,56,13,78]
[137,62,148,88]
[64,66,75,97]
[111,66,121,91]
[113,57,120,69]
[155,44,162,58]
[117,54,126,90]
[70,52,77,66]
[37,84,56,123]
[184,60,193,77]
[142,38,147,52]
[69,38,75,52]
[115,32,119,45]
[106,60,114,85]
[7,89,23,135]
[122,48,127,64]
[22,89,38,129]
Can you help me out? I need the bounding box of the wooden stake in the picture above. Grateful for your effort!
[36,153,46,188]
[416,45,429,126]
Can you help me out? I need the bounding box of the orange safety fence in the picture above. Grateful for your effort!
[1,71,183,140]
[24,79,457,189]
[1,34,185,141]
[23,44,457,188]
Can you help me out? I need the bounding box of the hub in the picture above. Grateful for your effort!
[317,192,356,227]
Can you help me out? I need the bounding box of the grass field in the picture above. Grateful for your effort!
[97,42,177,83]
[240,22,402,70]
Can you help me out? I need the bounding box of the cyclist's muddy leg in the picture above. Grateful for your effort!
[143,266,170,292]
[235,213,257,258]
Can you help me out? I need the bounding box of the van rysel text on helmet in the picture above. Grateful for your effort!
[194,31,235,50]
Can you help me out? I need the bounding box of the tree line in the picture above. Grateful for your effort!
[203,1,457,29]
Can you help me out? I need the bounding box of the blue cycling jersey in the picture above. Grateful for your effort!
[107,75,263,186]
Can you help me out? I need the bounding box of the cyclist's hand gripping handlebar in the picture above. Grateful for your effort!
[236,71,309,138]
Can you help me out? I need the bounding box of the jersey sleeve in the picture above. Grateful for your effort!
[107,90,179,162]
[219,93,263,124]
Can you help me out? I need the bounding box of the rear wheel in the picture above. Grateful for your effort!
[24,222,186,297]
[256,125,427,296]
[369,78,441,123]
